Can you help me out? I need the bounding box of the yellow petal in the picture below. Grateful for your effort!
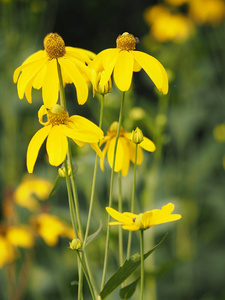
[62,126,102,144]
[122,225,140,231]
[99,49,119,86]
[120,137,131,176]
[132,51,168,94]
[100,142,110,172]
[69,115,103,137]
[46,125,68,166]
[90,143,103,159]
[27,125,52,173]
[0,236,17,268]
[128,142,143,165]
[65,47,96,63]
[6,227,34,248]
[113,50,134,91]
[106,207,133,225]
[58,57,88,105]
[42,59,59,108]
[107,137,124,172]
[148,203,182,226]
[140,137,156,152]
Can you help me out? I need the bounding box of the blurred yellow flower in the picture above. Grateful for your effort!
[188,0,225,25]
[106,203,181,231]
[100,122,156,176]
[13,33,95,107]
[0,236,16,268]
[144,5,195,43]
[31,213,74,246]
[27,104,103,173]
[14,175,53,211]
[213,123,225,143]
[89,32,168,94]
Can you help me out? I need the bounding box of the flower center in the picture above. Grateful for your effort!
[47,104,69,126]
[116,32,137,51]
[44,33,66,59]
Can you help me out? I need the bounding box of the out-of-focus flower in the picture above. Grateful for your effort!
[27,104,103,173]
[213,123,225,143]
[100,122,156,176]
[90,32,168,94]
[14,175,53,211]
[13,33,95,107]
[188,0,225,25]
[164,0,189,6]
[144,5,195,43]
[106,203,181,231]
[30,213,74,247]
[0,225,34,268]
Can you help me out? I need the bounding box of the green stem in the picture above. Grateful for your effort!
[77,251,95,300]
[118,172,123,267]
[83,94,104,248]
[127,144,138,259]
[101,91,126,290]
[140,230,144,300]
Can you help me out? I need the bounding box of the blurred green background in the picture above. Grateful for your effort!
[0,0,225,299]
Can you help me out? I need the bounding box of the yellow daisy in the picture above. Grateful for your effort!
[27,104,103,173]
[13,33,95,107]
[100,122,156,176]
[89,32,168,94]
[106,203,181,231]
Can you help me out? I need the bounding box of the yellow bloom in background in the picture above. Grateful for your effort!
[30,213,74,247]
[27,104,103,173]
[0,236,17,268]
[213,123,225,143]
[6,226,34,248]
[13,33,95,107]
[100,122,156,176]
[144,5,195,43]
[14,175,53,211]
[89,32,168,94]
[188,0,225,25]
[106,203,181,231]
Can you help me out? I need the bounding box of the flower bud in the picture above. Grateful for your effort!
[69,238,82,250]
[58,166,72,177]
[92,70,112,95]
[131,127,144,144]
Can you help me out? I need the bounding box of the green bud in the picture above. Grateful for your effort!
[131,127,144,144]
[58,166,72,177]
[69,238,82,250]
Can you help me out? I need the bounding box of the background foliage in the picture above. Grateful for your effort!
[0,0,225,299]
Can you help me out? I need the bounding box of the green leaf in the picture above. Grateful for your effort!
[85,220,103,247]
[100,233,167,299]
[119,278,140,299]
[48,175,61,198]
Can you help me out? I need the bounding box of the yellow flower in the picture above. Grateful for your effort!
[13,33,95,107]
[14,175,53,211]
[106,203,181,231]
[188,0,225,25]
[100,122,156,176]
[213,123,225,143]
[89,32,168,94]
[69,238,82,250]
[144,5,195,43]
[30,213,74,247]
[0,236,16,268]
[27,104,103,173]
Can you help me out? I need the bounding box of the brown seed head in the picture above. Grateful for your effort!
[44,33,66,59]
[116,32,137,51]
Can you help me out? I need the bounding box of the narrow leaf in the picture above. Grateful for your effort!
[86,220,103,247]
[48,175,61,198]
[100,233,167,299]
[119,277,140,299]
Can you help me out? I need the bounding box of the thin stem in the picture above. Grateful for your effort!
[101,91,125,290]
[77,251,95,300]
[118,171,123,267]
[127,144,138,259]
[140,230,144,300]
[83,94,104,248]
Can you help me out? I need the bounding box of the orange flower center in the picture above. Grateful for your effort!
[116,32,137,51]
[47,105,69,126]
[44,33,66,59]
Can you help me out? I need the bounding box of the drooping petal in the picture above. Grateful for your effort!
[100,141,110,172]
[17,58,48,100]
[62,126,102,144]
[27,125,52,173]
[128,142,143,165]
[113,50,134,91]
[65,47,96,63]
[69,115,103,138]
[132,51,168,94]
[46,125,68,166]
[122,224,140,231]
[106,207,134,225]
[98,49,119,87]
[13,50,47,83]
[107,137,124,172]
[140,137,156,152]
[58,57,88,105]
[90,143,103,159]
[42,59,59,108]
[119,137,131,176]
